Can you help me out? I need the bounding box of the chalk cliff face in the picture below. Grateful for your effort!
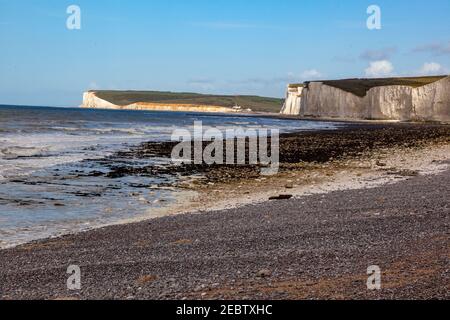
[119,103,236,113]
[365,85,413,120]
[301,82,364,119]
[280,87,303,115]
[412,76,450,121]
[81,91,240,114]
[82,92,118,109]
[281,76,450,122]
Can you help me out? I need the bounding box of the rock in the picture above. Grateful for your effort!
[256,269,272,278]
[137,275,157,284]
[376,161,387,167]
[170,239,193,245]
[285,183,294,189]
[387,169,420,177]
[398,169,420,177]
[269,195,293,200]
[193,286,203,292]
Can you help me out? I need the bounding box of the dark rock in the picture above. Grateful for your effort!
[376,161,387,167]
[269,195,293,200]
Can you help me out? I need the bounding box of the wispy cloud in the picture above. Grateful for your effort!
[187,78,216,91]
[188,72,303,93]
[300,69,323,80]
[360,47,397,61]
[234,70,324,87]
[412,42,450,56]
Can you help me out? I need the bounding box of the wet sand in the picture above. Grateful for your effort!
[0,122,449,300]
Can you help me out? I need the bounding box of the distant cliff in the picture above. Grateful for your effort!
[81,90,283,114]
[82,92,119,110]
[281,76,450,122]
[81,92,236,113]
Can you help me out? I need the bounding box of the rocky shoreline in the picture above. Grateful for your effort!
[90,122,450,187]
[0,122,449,300]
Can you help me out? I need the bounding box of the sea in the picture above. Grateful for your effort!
[0,105,340,248]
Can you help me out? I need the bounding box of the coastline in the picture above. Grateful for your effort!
[0,122,449,299]
[0,108,336,250]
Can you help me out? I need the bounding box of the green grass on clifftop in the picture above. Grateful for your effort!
[94,91,284,113]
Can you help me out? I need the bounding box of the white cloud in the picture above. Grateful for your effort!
[365,60,394,77]
[300,69,323,80]
[418,62,446,75]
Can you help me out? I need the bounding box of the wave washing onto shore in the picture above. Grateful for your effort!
[0,105,340,248]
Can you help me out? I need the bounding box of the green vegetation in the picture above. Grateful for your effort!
[288,83,304,89]
[93,90,284,113]
[304,76,447,97]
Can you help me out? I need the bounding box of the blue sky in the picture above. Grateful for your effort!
[0,0,449,106]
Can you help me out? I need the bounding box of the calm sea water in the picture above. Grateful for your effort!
[0,105,339,248]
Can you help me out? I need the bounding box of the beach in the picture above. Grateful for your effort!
[0,122,449,300]
[2,0,449,306]
[0,106,329,248]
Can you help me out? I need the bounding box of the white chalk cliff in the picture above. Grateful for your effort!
[82,92,119,110]
[280,86,303,115]
[280,76,450,122]
[81,91,241,114]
